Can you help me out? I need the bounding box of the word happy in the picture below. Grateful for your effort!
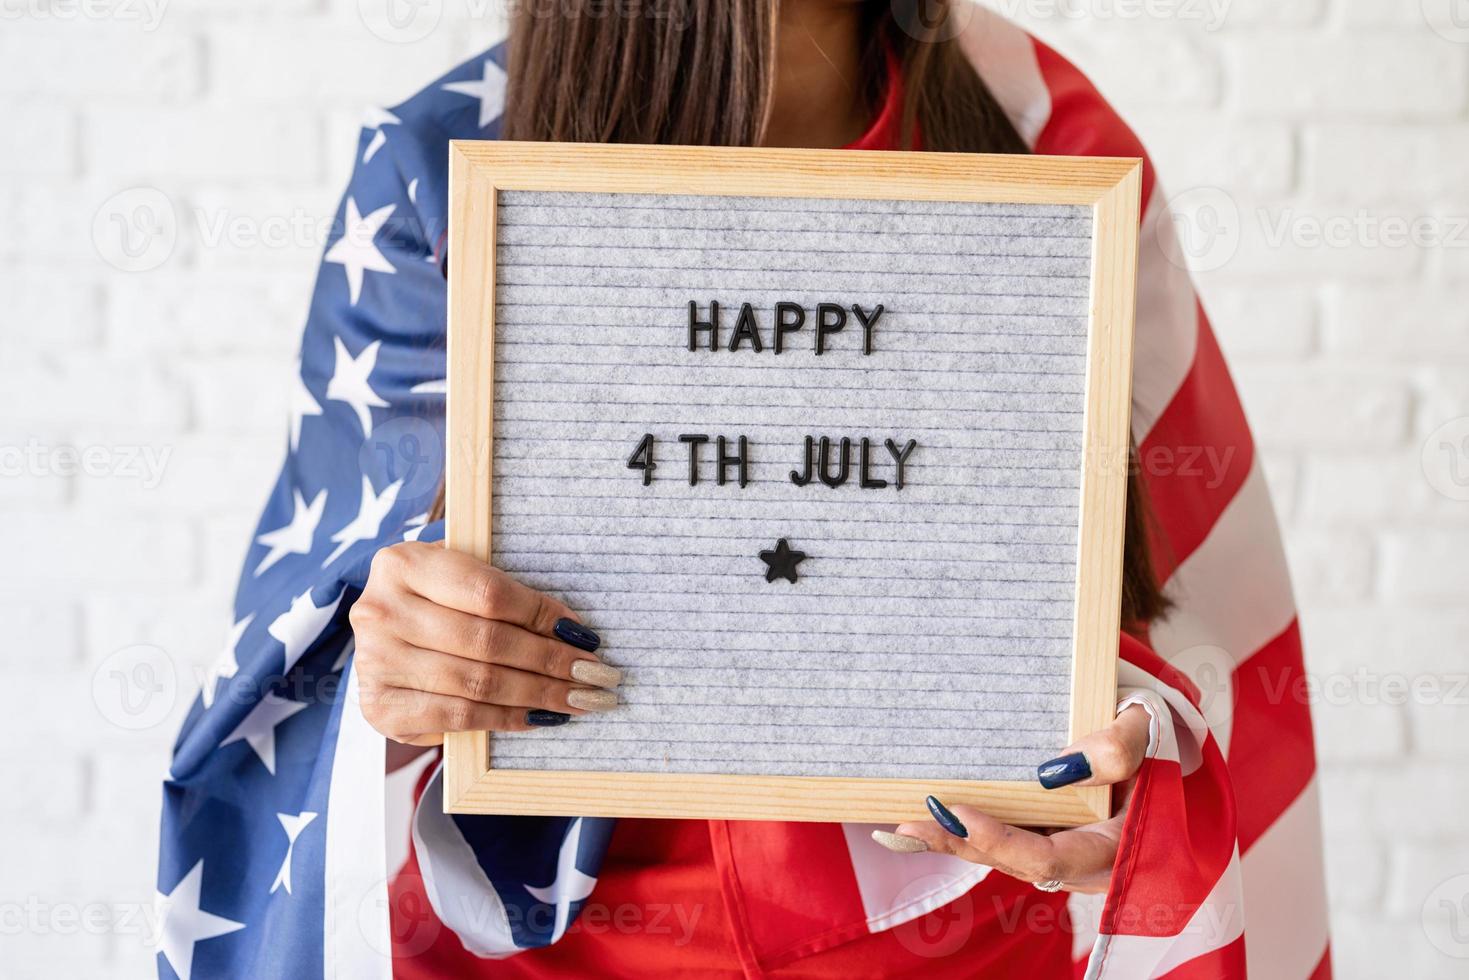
[687,301,886,355]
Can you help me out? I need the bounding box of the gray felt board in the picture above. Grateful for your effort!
[489,189,1091,782]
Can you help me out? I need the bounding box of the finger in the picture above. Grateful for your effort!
[387,542,576,637]
[893,803,1116,886]
[360,685,542,741]
[388,593,620,687]
[1036,704,1151,789]
[371,641,616,714]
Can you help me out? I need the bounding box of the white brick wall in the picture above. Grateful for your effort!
[0,1,1463,976]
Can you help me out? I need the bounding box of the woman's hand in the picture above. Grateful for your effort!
[872,704,1152,895]
[350,540,622,746]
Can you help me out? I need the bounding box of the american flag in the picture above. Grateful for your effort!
[157,8,1328,978]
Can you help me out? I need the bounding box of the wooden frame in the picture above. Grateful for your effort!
[445,141,1141,827]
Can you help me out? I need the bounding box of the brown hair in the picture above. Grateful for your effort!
[498,0,1029,154]
[437,0,1171,626]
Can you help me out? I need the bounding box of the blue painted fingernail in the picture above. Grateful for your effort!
[1037,752,1091,789]
[925,795,967,838]
[554,618,600,653]
[527,710,571,727]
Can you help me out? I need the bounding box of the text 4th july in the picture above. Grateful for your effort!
[627,434,919,490]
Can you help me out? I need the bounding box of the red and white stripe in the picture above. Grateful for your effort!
[949,6,1330,977]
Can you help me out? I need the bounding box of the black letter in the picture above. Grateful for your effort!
[774,302,805,354]
[851,303,884,356]
[815,303,847,355]
[859,438,888,489]
[688,301,719,351]
[728,303,764,353]
[884,438,917,490]
[679,434,709,485]
[818,436,851,488]
[717,435,749,488]
[789,436,814,486]
[627,433,657,486]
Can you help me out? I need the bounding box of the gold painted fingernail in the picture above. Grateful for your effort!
[871,830,928,853]
[567,688,619,712]
[570,659,623,689]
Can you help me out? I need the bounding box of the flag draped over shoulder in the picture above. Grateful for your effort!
[156,10,1329,979]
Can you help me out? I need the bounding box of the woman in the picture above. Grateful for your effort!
[158,1,1327,978]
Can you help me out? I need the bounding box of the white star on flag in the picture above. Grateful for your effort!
[410,378,446,395]
[289,372,322,451]
[326,336,389,436]
[269,587,344,674]
[253,489,328,577]
[524,817,598,943]
[221,693,310,775]
[403,512,429,542]
[407,177,420,205]
[270,811,319,895]
[201,613,255,709]
[362,106,400,164]
[323,476,403,567]
[324,197,395,306]
[155,861,245,980]
[442,58,507,129]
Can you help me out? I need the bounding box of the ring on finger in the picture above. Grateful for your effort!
[1033,879,1064,893]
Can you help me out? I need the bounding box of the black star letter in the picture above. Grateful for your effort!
[759,538,808,584]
